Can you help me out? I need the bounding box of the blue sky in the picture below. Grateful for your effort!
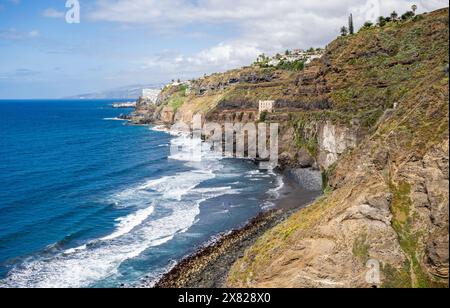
[0,0,447,98]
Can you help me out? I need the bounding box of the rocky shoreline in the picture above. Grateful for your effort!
[153,210,284,288]
[132,175,322,288]
[126,8,448,288]
[111,102,136,108]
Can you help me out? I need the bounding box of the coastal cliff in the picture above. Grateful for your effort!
[134,8,449,288]
[227,8,449,288]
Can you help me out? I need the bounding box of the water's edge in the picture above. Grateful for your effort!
[134,171,322,288]
[0,102,321,288]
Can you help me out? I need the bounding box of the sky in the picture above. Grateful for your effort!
[0,0,448,98]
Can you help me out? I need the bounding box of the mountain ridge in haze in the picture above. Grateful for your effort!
[64,84,165,100]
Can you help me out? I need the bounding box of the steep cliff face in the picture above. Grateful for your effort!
[227,8,449,288]
[128,97,157,124]
[149,11,450,171]
[130,8,448,288]
[149,61,368,170]
[317,122,360,169]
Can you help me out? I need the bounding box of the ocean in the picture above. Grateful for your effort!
[0,100,283,288]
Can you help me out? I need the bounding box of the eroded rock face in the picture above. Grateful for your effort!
[278,121,362,171]
[130,101,157,124]
[427,235,449,278]
[297,148,315,168]
[191,69,276,96]
[227,8,449,288]
[279,152,294,169]
[229,123,449,289]
[228,176,406,288]
[161,107,175,124]
[317,122,359,169]
[417,140,449,280]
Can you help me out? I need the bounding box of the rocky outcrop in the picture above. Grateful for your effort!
[192,69,277,96]
[127,8,449,289]
[229,116,449,288]
[228,8,449,288]
[278,120,363,171]
[317,122,359,169]
[161,106,175,124]
[297,148,315,168]
[129,101,156,124]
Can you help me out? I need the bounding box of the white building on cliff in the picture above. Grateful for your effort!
[141,89,160,103]
[259,100,275,115]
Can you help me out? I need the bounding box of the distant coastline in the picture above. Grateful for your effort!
[111,102,136,109]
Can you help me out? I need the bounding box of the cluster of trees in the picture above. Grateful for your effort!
[275,59,305,71]
[341,13,355,36]
[254,54,270,67]
[376,4,419,27]
[341,4,420,36]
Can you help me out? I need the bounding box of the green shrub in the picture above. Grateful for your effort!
[401,11,415,21]
[363,21,373,29]
[259,111,268,122]
[378,16,387,27]
[276,59,305,71]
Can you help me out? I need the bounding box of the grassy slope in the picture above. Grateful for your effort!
[227,8,449,288]
[157,67,298,116]
[157,9,448,160]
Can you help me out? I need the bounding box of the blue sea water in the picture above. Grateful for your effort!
[0,100,282,288]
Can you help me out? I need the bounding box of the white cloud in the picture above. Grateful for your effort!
[0,28,40,40]
[141,43,262,76]
[90,0,447,29]
[42,8,65,19]
[90,0,449,79]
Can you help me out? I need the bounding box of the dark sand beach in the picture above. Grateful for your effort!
[136,173,322,288]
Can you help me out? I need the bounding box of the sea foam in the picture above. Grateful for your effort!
[0,133,233,288]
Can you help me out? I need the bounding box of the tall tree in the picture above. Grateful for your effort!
[412,4,418,14]
[349,14,354,35]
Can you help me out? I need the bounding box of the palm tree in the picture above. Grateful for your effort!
[412,4,418,14]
